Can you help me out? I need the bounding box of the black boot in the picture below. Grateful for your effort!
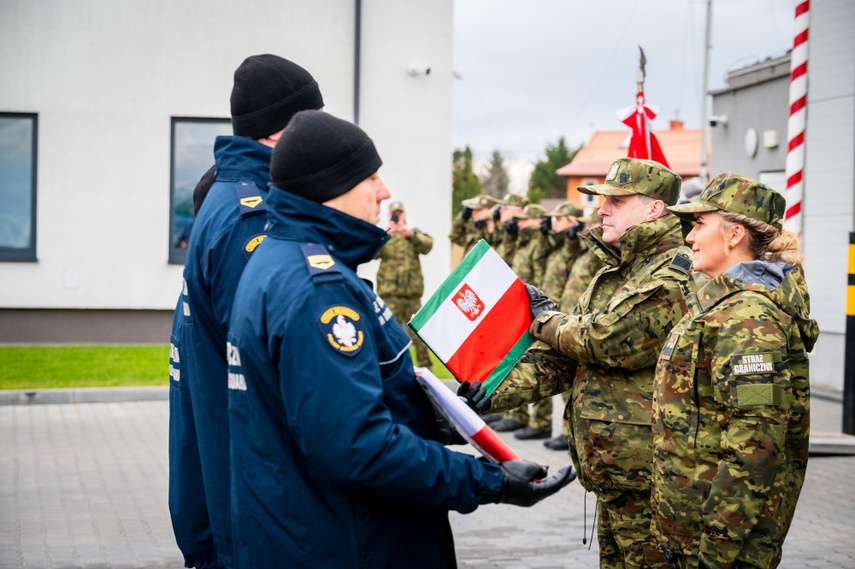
[514,426,551,440]
[491,419,526,432]
[543,434,569,450]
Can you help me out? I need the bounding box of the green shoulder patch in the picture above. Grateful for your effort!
[736,383,782,407]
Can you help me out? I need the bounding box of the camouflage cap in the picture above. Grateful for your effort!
[501,192,529,208]
[577,157,682,206]
[461,193,502,210]
[668,173,785,230]
[389,201,405,213]
[513,203,549,219]
[548,202,583,218]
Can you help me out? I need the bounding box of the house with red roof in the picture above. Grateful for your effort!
[556,120,704,209]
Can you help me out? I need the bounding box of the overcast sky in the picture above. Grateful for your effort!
[452,0,796,174]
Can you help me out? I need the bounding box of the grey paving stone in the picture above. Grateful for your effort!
[0,392,853,568]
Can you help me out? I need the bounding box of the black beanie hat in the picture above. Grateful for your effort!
[270,111,383,203]
[230,54,324,140]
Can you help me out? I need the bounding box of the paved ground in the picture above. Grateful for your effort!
[1,388,853,569]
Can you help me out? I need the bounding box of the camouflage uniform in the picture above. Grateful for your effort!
[550,241,606,439]
[651,174,820,569]
[376,220,434,368]
[491,159,695,568]
[501,204,550,428]
[449,194,499,257]
[540,202,585,302]
[491,193,529,266]
[529,203,584,433]
[510,204,550,285]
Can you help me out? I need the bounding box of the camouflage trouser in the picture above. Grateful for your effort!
[385,296,432,368]
[529,398,552,431]
[559,391,570,436]
[597,489,669,569]
[500,406,530,424]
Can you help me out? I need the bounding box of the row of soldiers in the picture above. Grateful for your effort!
[449,192,604,448]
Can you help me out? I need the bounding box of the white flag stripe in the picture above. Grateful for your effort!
[414,368,484,436]
[416,248,518,361]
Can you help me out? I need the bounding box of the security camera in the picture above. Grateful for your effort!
[709,115,728,127]
[407,65,431,76]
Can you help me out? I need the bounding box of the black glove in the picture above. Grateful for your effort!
[491,204,502,222]
[456,380,491,414]
[504,218,518,237]
[540,216,552,235]
[434,413,467,446]
[499,460,576,507]
[566,221,584,240]
[474,218,488,230]
[461,206,473,221]
[525,284,557,320]
[663,550,681,569]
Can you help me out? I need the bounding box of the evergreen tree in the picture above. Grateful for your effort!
[451,146,483,218]
[528,137,578,200]
[480,150,510,199]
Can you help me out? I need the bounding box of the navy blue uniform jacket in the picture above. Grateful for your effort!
[227,189,503,568]
[168,136,271,569]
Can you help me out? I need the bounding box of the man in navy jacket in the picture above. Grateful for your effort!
[227,110,573,568]
[168,54,324,569]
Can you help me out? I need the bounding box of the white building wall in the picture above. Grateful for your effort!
[0,0,453,311]
[357,0,453,292]
[801,0,855,389]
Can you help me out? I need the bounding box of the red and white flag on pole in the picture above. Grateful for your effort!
[619,91,670,167]
[414,367,520,463]
[409,240,533,395]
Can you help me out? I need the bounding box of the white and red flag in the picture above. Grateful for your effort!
[414,367,520,463]
[409,239,533,395]
[619,91,670,167]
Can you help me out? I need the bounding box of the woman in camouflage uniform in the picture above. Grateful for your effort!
[651,174,820,569]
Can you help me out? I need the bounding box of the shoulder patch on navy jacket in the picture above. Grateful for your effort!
[670,251,693,275]
[301,243,342,283]
[235,181,266,217]
[243,233,267,259]
[318,305,365,357]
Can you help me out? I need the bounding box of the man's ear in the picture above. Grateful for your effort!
[648,200,666,220]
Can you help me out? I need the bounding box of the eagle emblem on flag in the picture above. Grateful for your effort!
[454,283,484,321]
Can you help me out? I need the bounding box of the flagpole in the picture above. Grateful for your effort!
[699,0,712,184]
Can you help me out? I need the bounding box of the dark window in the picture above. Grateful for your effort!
[0,113,38,262]
[169,117,232,265]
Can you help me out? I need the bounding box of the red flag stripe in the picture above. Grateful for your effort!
[469,426,520,462]
[444,278,530,385]
[791,62,807,81]
[795,1,809,18]
[793,29,809,49]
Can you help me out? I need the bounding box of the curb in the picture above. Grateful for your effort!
[0,385,168,406]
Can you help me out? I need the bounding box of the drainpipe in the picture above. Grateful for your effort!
[353,0,361,125]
